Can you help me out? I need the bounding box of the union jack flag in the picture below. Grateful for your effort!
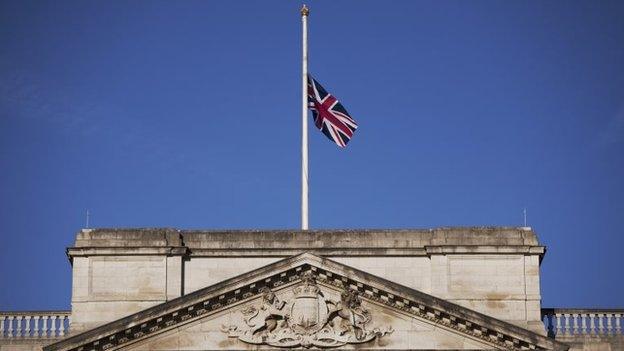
[307,74,358,147]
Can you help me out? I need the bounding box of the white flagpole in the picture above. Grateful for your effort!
[301,4,309,230]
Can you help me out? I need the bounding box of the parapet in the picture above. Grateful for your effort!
[68,226,544,259]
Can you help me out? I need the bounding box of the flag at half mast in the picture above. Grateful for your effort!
[307,74,358,147]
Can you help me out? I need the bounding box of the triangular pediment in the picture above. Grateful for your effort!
[45,253,567,351]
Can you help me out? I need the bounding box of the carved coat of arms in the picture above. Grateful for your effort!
[222,272,392,348]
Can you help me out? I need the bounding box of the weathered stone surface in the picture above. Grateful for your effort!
[69,254,172,331]
[66,227,547,334]
[6,227,620,351]
[72,228,182,248]
[71,227,541,252]
[184,257,281,294]
[45,253,567,351]
[126,290,487,350]
[555,335,624,351]
[0,339,47,351]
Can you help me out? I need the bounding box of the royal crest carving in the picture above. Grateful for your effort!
[222,272,393,348]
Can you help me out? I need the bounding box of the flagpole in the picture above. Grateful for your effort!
[301,4,309,230]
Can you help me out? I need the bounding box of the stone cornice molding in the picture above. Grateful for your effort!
[66,247,188,257]
[182,245,544,257]
[67,227,546,261]
[66,245,543,258]
[424,245,546,255]
[45,253,567,351]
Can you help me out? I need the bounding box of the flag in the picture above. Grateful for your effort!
[307,75,358,147]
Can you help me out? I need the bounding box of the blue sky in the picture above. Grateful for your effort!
[0,0,622,310]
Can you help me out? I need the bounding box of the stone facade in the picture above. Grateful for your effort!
[67,227,546,335]
[45,252,566,351]
[1,227,622,350]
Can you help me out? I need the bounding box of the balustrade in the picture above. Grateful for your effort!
[0,312,70,338]
[5,309,621,340]
[543,309,624,337]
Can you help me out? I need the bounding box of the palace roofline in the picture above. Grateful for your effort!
[67,226,545,262]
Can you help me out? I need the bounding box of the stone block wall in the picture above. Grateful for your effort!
[67,227,545,334]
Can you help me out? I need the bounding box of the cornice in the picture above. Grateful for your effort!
[66,246,188,257]
[66,245,544,258]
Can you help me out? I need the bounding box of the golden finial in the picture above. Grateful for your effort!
[301,4,309,17]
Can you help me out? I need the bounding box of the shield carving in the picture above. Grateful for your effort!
[289,276,329,334]
[222,274,394,348]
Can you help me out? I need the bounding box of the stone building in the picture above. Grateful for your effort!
[0,227,622,350]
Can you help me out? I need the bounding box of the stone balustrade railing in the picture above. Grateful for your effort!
[4,309,622,340]
[542,308,624,337]
[0,311,71,339]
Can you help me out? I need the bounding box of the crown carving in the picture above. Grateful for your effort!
[292,282,320,298]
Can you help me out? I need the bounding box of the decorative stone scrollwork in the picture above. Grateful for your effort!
[222,271,393,348]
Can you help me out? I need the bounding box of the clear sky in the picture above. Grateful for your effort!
[0,1,623,311]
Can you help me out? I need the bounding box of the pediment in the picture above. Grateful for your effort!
[45,253,567,351]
